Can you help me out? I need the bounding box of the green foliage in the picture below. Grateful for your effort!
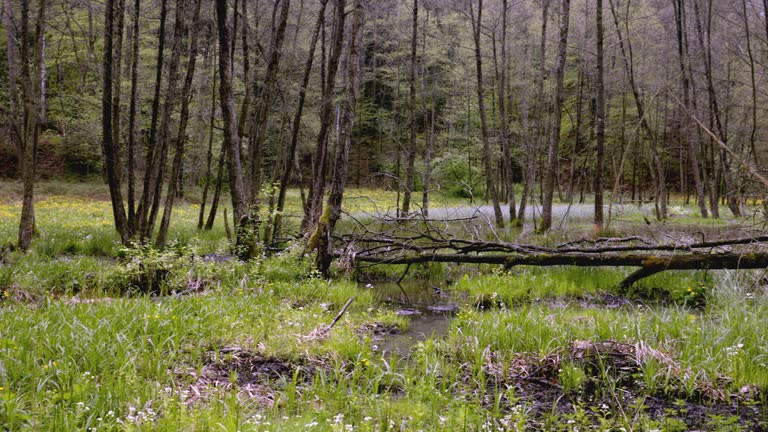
[110,242,198,295]
[431,149,485,199]
[59,132,103,178]
[559,361,587,394]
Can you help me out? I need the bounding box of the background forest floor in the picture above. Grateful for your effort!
[1,182,767,431]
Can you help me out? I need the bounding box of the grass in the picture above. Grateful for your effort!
[1,182,767,430]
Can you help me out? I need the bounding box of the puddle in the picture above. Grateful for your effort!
[362,280,456,358]
[371,312,452,358]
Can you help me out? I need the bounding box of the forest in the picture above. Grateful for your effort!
[1,0,768,430]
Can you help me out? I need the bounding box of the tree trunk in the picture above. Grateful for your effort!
[693,0,722,217]
[101,0,130,245]
[248,0,291,208]
[205,144,227,231]
[422,18,434,218]
[143,0,187,239]
[136,0,168,237]
[402,0,418,216]
[303,0,347,232]
[273,0,328,243]
[111,0,126,187]
[540,0,571,231]
[499,0,516,223]
[594,0,605,231]
[470,0,504,228]
[674,0,707,218]
[199,53,217,230]
[215,0,248,224]
[314,0,362,275]
[518,1,548,225]
[157,0,203,247]
[126,0,142,233]
[18,0,46,250]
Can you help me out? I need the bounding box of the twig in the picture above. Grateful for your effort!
[328,297,355,330]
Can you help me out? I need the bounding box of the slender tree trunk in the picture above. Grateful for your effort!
[518,1,549,225]
[402,0,418,215]
[303,0,347,231]
[541,0,571,231]
[674,0,707,218]
[143,0,187,239]
[102,0,130,244]
[273,0,328,243]
[568,68,584,203]
[499,0,516,223]
[516,42,533,225]
[470,0,504,228]
[126,0,142,233]
[693,0,722,217]
[422,12,434,218]
[594,0,605,231]
[199,55,217,230]
[215,0,248,224]
[157,0,203,247]
[249,0,291,207]
[136,0,168,237]
[740,0,760,170]
[205,144,227,230]
[314,0,362,275]
[111,0,126,185]
[18,0,47,250]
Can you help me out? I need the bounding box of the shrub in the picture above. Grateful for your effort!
[110,243,196,295]
[431,151,485,199]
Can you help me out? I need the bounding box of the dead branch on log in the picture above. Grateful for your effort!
[350,251,768,289]
[333,214,768,288]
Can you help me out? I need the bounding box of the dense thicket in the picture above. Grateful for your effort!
[2,0,767,248]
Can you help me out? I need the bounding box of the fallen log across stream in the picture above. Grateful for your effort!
[350,251,768,290]
[336,232,768,289]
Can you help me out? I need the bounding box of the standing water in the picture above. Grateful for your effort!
[363,280,457,358]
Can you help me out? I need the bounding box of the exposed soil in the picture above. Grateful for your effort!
[477,340,768,430]
[184,347,322,407]
[358,322,401,337]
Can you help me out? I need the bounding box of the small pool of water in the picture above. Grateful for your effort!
[362,280,457,358]
[372,312,452,358]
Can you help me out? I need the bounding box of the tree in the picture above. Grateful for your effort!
[248,0,292,208]
[17,0,48,250]
[102,0,130,244]
[314,0,363,274]
[273,0,329,243]
[136,0,168,237]
[303,0,348,232]
[673,0,707,218]
[470,0,504,228]
[517,0,550,226]
[126,0,142,232]
[594,0,605,231]
[401,0,418,216]
[157,0,204,247]
[215,0,248,226]
[540,0,571,232]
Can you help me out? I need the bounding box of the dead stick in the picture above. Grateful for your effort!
[329,297,355,330]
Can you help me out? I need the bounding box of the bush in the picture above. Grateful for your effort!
[110,243,196,295]
[431,151,485,199]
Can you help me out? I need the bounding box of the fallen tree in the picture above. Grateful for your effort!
[351,251,768,290]
[335,216,768,289]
